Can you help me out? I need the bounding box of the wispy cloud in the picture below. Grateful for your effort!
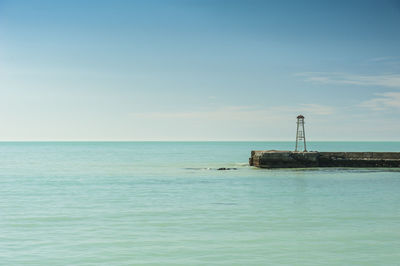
[128,104,335,140]
[299,104,334,115]
[359,92,400,111]
[366,56,400,63]
[132,104,334,121]
[297,72,400,88]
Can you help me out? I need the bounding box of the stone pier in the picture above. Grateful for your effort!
[249,150,400,168]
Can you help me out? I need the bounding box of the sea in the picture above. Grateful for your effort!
[0,141,399,265]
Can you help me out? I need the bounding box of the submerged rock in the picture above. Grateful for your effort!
[217,167,237,170]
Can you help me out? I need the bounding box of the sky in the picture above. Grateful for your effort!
[0,0,399,141]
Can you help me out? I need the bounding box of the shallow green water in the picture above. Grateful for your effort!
[0,142,399,265]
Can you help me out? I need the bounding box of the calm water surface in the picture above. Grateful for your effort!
[0,142,399,265]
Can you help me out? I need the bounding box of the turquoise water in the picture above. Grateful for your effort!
[1,142,400,265]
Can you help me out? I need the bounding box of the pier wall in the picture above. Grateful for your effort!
[249,150,400,168]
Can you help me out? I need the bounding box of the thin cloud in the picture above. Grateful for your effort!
[299,104,334,115]
[297,72,400,88]
[359,92,400,111]
[132,104,334,121]
[366,56,400,63]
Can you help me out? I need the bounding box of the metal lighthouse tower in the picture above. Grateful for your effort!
[295,115,307,152]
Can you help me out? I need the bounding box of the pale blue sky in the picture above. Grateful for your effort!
[0,0,399,140]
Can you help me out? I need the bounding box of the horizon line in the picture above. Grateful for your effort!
[0,140,399,142]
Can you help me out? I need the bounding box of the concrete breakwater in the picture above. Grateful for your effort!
[249,150,400,168]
